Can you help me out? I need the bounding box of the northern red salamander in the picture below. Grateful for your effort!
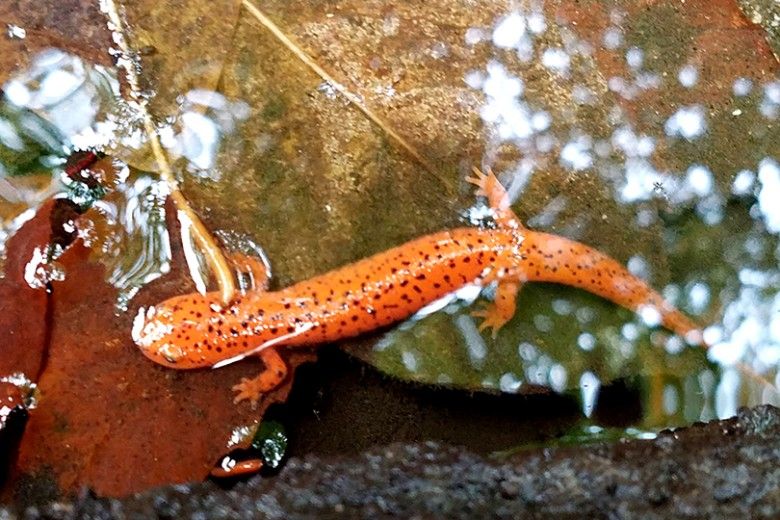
[133,169,704,405]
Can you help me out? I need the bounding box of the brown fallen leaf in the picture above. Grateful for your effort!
[7,200,314,496]
[0,200,52,384]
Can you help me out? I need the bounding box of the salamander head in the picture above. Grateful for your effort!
[132,293,222,369]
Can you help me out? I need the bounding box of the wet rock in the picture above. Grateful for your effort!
[1,405,778,519]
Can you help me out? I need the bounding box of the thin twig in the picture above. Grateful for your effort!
[241,0,449,190]
[102,0,236,305]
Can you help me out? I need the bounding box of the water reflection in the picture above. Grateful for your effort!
[0,49,253,308]
[0,7,777,438]
[368,3,779,430]
[160,89,249,179]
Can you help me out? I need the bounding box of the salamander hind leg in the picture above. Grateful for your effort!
[232,348,288,407]
[466,167,524,230]
[472,281,521,338]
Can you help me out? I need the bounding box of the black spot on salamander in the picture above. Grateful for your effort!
[351,315,359,321]
[400,280,409,287]
[415,274,426,280]
[270,327,278,334]
[413,285,422,293]
[195,312,202,318]
[287,326,295,333]
[463,256,471,263]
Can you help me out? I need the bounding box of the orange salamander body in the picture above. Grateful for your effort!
[133,169,704,405]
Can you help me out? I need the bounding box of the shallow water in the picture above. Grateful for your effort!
[0,0,778,494]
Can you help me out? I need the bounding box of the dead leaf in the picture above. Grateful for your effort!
[8,199,314,496]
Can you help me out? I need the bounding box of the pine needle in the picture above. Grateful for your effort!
[241,0,450,191]
[102,0,237,305]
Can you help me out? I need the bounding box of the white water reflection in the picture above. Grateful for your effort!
[664,105,707,140]
[677,65,698,88]
[756,158,780,233]
[579,371,600,418]
[366,3,779,429]
[0,49,254,307]
[161,89,250,179]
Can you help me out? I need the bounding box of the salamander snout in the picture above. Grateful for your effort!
[132,294,217,368]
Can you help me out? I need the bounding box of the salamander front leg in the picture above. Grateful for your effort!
[472,281,521,338]
[232,348,288,407]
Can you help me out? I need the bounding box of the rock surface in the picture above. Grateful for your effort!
[3,405,779,519]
